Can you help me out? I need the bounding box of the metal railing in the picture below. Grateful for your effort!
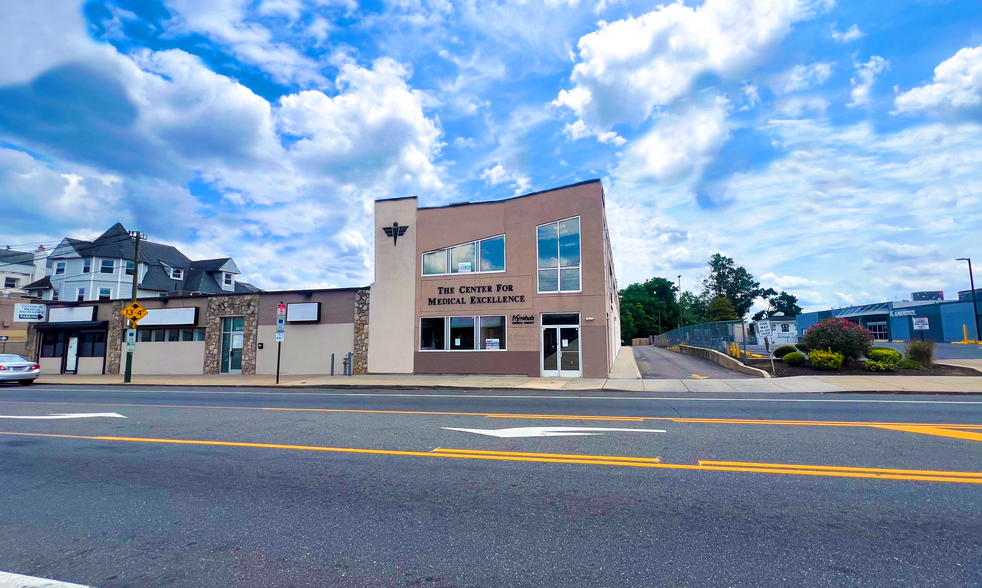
[651,320,748,353]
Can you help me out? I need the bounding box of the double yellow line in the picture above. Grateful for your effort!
[3,430,982,485]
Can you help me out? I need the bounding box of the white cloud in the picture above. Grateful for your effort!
[616,96,732,182]
[761,272,828,288]
[554,0,832,133]
[893,45,982,116]
[831,23,863,43]
[739,84,760,111]
[771,62,834,94]
[774,95,830,116]
[479,163,531,193]
[848,56,889,108]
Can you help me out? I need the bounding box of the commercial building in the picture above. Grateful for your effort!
[25,288,367,376]
[368,179,620,378]
[797,297,982,343]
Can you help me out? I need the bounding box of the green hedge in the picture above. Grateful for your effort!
[810,349,844,371]
[773,345,798,358]
[782,352,806,366]
[868,348,901,365]
[864,360,894,372]
[896,359,923,370]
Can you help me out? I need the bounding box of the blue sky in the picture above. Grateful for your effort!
[1,0,980,313]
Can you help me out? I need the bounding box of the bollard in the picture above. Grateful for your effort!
[331,353,335,376]
[346,352,353,376]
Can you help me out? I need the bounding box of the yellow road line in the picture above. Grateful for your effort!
[689,374,708,379]
[3,430,982,485]
[432,447,661,462]
[699,460,982,478]
[871,425,982,443]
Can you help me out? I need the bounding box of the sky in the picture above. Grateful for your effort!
[1,0,980,314]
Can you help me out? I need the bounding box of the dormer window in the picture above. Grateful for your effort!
[171,268,183,280]
[223,272,232,286]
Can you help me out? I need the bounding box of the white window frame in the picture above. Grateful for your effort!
[52,289,59,301]
[76,287,86,301]
[82,259,91,274]
[55,261,66,276]
[418,315,508,352]
[223,272,233,286]
[171,268,183,280]
[4,277,18,289]
[100,259,115,274]
[536,216,582,295]
[420,234,507,277]
[98,287,112,301]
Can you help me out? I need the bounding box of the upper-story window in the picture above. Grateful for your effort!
[422,235,505,276]
[76,287,85,301]
[82,259,91,274]
[4,277,18,288]
[52,289,59,301]
[537,217,580,293]
[100,259,115,274]
[55,261,66,275]
[125,261,135,276]
[171,268,183,280]
[223,272,233,286]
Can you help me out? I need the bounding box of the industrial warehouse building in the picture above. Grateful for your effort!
[21,180,620,379]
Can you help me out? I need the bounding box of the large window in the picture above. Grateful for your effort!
[78,332,106,357]
[422,235,505,276]
[40,332,66,357]
[537,217,580,293]
[419,316,506,351]
[100,259,115,274]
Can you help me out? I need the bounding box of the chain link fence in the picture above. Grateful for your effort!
[651,321,750,353]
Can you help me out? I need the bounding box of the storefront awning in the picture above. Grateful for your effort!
[832,303,890,318]
[33,321,109,331]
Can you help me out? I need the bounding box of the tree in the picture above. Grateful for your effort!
[618,277,681,343]
[700,253,775,318]
[752,291,804,322]
[680,290,709,326]
[705,297,739,321]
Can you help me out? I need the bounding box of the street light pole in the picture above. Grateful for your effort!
[957,258,981,343]
[677,274,683,330]
[123,231,143,383]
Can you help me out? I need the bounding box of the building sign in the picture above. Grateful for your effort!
[139,307,197,326]
[485,338,500,350]
[14,303,46,322]
[511,314,535,325]
[890,310,916,317]
[286,302,320,322]
[755,320,772,338]
[457,262,472,273]
[427,283,526,306]
[912,317,930,331]
[49,306,97,323]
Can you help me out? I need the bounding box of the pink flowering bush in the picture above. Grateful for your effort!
[801,318,874,362]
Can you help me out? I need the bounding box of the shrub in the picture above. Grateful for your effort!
[868,348,902,365]
[905,340,934,366]
[810,349,845,371]
[773,345,798,358]
[801,318,873,362]
[864,360,893,372]
[896,359,923,370]
[782,352,806,366]
[795,343,810,353]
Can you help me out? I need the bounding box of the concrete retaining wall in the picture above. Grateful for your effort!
[668,344,771,378]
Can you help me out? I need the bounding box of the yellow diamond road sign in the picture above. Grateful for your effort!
[121,301,148,323]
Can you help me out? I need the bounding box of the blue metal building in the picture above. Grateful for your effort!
[797,299,981,343]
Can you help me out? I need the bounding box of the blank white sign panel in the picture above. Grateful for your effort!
[140,307,198,326]
[48,306,96,323]
[287,302,320,322]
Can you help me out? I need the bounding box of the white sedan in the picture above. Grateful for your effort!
[0,354,41,386]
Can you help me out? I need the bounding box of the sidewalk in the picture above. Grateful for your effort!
[28,373,982,393]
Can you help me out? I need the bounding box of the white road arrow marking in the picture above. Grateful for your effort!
[442,426,665,438]
[0,413,126,420]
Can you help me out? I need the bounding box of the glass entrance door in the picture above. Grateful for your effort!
[220,317,244,374]
[65,336,79,373]
[541,313,581,377]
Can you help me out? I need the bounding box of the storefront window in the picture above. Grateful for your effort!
[78,332,106,357]
[479,316,506,350]
[420,317,446,350]
[449,317,475,349]
[537,217,580,293]
[41,332,66,357]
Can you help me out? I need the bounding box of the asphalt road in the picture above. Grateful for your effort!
[632,345,750,379]
[1,385,981,587]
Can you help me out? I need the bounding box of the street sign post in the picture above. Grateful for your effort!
[755,320,775,375]
[14,303,46,322]
[275,303,286,384]
[121,301,148,323]
[912,317,930,342]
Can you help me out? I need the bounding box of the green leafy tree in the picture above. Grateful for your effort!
[618,277,681,343]
[680,290,709,326]
[701,253,775,318]
[752,291,804,322]
[705,296,739,321]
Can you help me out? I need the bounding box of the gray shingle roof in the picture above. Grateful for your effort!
[23,276,52,290]
[0,249,34,266]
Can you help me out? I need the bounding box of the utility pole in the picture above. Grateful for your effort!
[957,258,981,342]
[123,231,143,383]
[677,275,683,330]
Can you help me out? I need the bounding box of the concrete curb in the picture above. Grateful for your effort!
[669,345,772,378]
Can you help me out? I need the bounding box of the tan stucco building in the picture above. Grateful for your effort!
[368,179,620,378]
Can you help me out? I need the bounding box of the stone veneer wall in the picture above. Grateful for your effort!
[106,300,127,374]
[203,295,259,374]
[353,289,370,375]
[24,323,40,362]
